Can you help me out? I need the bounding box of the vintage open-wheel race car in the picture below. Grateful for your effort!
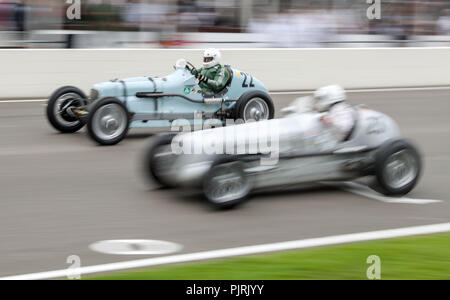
[145,96,422,209]
[46,59,274,145]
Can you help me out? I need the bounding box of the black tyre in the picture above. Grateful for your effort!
[233,91,275,122]
[87,97,130,146]
[203,160,252,209]
[143,133,178,188]
[46,86,88,133]
[374,139,422,196]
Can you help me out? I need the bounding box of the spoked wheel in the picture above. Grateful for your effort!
[374,139,422,196]
[143,134,178,188]
[87,97,130,146]
[203,161,252,209]
[234,91,274,122]
[47,86,88,133]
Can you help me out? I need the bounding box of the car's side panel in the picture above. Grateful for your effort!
[165,106,401,186]
[91,67,271,129]
[225,69,269,100]
[130,120,172,128]
[338,108,400,150]
[125,69,223,127]
[249,153,366,189]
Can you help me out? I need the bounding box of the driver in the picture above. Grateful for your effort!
[314,85,356,142]
[190,48,230,95]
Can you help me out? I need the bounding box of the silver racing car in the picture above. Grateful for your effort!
[144,97,422,209]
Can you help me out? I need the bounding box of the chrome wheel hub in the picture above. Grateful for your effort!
[103,116,119,131]
[92,104,127,141]
[383,149,418,189]
[243,98,269,122]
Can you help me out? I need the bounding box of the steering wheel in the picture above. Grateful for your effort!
[185,61,197,75]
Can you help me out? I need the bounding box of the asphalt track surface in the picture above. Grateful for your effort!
[0,89,449,277]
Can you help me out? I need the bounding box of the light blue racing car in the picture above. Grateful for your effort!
[46,59,274,145]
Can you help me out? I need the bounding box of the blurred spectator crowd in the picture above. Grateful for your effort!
[0,0,449,48]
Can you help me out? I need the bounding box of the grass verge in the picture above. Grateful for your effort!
[90,233,450,280]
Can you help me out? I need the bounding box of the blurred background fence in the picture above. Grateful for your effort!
[0,0,449,48]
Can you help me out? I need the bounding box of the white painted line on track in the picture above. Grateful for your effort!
[2,222,450,280]
[0,99,46,103]
[338,181,442,204]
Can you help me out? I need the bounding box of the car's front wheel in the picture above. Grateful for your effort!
[143,133,178,188]
[46,86,88,133]
[203,160,252,209]
[374,139,422,196]
[87,97,130,146]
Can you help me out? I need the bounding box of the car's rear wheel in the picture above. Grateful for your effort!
[234,91,274,122]
[143,133,178,188]
[374,139,422,196]
[87,97,130,146]
[203,160,252,209]
[47,86,88,133]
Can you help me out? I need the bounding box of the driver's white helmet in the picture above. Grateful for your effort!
[314,85,346,112]
[203,48,221,69]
